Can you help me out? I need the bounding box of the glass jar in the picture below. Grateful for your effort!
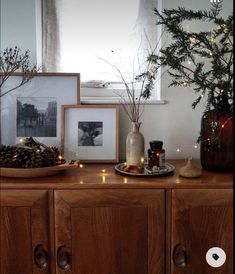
[148,140,165,168]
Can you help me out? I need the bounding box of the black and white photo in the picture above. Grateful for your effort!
[0,73,80,147]
[17,97,57,137]
[78,121,103,146]
[62,105,119,162]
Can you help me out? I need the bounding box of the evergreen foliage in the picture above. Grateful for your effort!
[142,1,233,114]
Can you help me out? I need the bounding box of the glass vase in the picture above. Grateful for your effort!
[200,104,233,172]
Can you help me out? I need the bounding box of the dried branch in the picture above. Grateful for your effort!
[0,46,39,98]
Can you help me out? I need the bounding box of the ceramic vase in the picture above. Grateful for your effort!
[126,122,145,167]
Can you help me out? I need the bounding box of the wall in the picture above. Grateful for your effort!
[0,0,37,61]
[1,0,233,160]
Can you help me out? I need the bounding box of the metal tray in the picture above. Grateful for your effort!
[115,163,175,177]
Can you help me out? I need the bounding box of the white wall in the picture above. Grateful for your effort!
[1,0,233,160]
[0,0,37,61]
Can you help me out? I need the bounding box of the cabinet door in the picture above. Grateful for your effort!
[0,190,51,274]
[55,189,165,274]
[171,189,233,274]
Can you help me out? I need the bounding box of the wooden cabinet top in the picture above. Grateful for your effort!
[0,160,233,190]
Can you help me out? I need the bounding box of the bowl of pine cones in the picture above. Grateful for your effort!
[0,137,78,178]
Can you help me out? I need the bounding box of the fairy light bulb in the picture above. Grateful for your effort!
[58,155,63,160]
[176,148,181,153]
[210,37,215,43]
[194,145,198,149]
[102,169,106,173]
[221,124,225,128]
[209,51,213,57]
[79,164,84,168]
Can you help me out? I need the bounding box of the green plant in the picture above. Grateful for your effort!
[142,1,233,115]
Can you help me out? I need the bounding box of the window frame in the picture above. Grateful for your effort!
[36,0,165,104]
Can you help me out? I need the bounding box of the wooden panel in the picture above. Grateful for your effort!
[171,189,233,274]
[55,189,165,274]
[0,190,51,274]
[0,207,32,274]
[72,207,148,274]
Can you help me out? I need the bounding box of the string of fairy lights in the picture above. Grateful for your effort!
[174,20,233,153]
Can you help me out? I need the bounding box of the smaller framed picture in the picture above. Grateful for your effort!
[61,105,119,163]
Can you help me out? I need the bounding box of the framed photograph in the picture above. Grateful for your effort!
[0,72,80,148]
[61,105,119,163]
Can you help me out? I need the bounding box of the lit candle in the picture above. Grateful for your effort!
[124,178,128,184]
[102,176,106,183]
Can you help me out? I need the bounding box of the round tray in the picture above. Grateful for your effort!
[0,162,78,178]
[115,163,175,177]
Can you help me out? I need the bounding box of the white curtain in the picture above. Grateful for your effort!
[42,0,60,72]
[42,0,159,76]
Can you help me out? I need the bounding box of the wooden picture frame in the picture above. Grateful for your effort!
[0,72,80,148]
[61,105,119,163]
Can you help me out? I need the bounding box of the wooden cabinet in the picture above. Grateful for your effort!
[0,190,51,274]
[54,189,165,274]
[0,162,233,274]
[171,189,233,274]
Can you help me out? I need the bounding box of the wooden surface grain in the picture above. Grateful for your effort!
[55,189,165,274]
[0,190,51,274]
[0,160,233,189]
[171,189,233,273]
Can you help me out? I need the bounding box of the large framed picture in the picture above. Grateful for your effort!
[0,72,80,148]
[61,105,119,163]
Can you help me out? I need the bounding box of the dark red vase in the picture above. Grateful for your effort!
[200,97,233,172]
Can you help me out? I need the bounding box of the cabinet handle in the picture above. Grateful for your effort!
[34,244,48,269]
[173,244,187,268]
[57,246,71,270]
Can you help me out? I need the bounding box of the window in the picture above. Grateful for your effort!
[42,0,163,103]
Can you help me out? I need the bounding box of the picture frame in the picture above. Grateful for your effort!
[61,105,119,163]
[0,72,80,148]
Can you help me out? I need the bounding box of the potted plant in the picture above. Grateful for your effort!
[142,1,233,171]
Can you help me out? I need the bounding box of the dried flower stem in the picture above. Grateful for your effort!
[0,47,38,98]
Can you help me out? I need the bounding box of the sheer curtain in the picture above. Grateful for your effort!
[42,0,159,81]
[42,0,60,72]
